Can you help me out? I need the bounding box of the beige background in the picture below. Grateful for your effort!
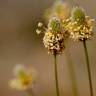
[0,0,96,96]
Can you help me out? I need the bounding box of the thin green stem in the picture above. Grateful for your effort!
[26,89,33,96]
[65,45,78,96]
[67,58,78,96]
[83,40,93,96]
[54,53,60,96]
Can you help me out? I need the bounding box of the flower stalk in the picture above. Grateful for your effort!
[83,40,93,96]
[54,52,60,96]
[68,63,78,96]
[65,47,78,96]
[26,89,34,96]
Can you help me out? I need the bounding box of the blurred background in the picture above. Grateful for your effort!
[0,0,96,96]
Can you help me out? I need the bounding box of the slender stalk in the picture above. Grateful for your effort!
[67,56,78,96]
[26,89,33,96]
[54,53,60,96]
[69,64,78,96]
[65,43,78,96]
[83,40,93,96]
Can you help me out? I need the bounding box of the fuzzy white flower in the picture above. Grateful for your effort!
[9,64,37,91]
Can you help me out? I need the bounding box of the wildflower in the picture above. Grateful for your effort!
[9,64,36,91]
[44,1,70,21]
[43,17,65,55]
[66,6,95,41]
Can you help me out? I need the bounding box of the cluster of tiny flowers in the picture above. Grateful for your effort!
[43,17,66,55]
[66,16,94,41]
[43,29,65,54]
[43,17,66,54]
[65,7,95,41]
[9,64,36,90]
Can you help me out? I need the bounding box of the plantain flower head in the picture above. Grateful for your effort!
[9,64,37,91]
[66,6,95,41]
[44,1,70,21]
[43,17,66,55]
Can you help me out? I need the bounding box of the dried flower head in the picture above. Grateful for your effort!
[44,1,70,21]
[43,17,66,55]
[9,64,36,91]
[66,6,95,41]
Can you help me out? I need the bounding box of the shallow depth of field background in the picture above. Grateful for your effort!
[0,0,96,96]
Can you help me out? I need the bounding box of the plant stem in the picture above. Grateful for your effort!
[67,58,78,96]
[83,40,93,96]
[26,89,33,96]
[65,45,78,96]
[54,53,60,96]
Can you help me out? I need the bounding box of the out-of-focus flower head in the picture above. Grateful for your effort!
[9,64,37,91]
[65,6,95,41]
[43,16,66,55]
[44,0,71,21]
